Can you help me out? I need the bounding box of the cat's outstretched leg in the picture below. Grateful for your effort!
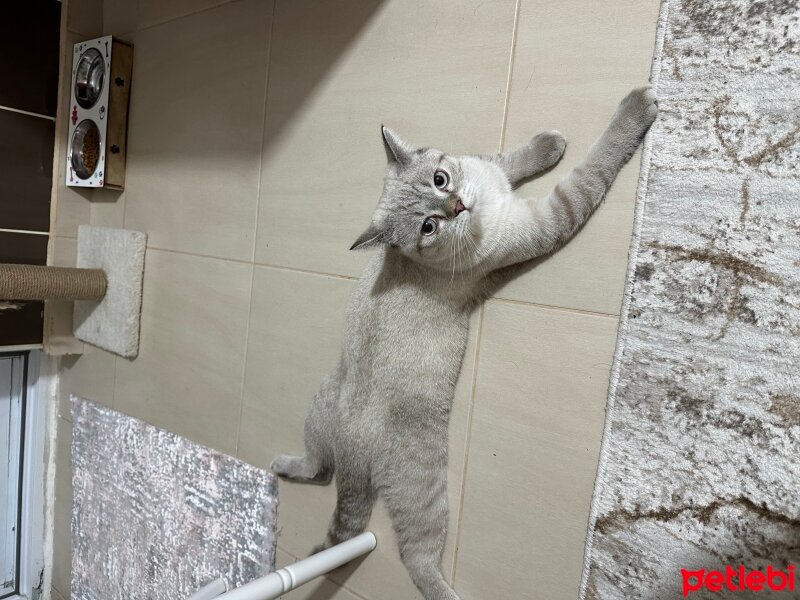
[271,372,337,484]
[313,469,375,554]
[485,130,567,187]
[382,465,460,600]
[485,86,657,274]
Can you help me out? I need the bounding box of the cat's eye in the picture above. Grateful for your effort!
[421,217,439,236]
[433,170,449,190]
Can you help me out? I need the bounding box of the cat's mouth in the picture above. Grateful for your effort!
[454,198,467,217]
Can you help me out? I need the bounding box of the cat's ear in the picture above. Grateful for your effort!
[382,125,414,167]
[350,223,386,251]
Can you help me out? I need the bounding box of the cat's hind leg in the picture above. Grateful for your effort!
[271,373,337,484]
[381,464,460,600]
[313,468,376,554]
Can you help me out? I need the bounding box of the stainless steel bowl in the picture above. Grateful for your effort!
[70,120,101,180]
[74,48,105,109]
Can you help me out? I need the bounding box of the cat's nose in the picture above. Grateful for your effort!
[449,195,467,217]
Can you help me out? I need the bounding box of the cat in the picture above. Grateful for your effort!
[271,86,658,600]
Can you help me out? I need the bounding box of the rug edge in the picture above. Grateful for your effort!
[577,1,674,596]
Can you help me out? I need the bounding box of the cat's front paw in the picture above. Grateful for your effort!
[615,86,658,137]
[529,130,567,170]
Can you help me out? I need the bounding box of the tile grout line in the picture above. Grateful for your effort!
[489,296,619,319]
[250,0,276,266]
[450,304,485,585]
[142,244,360,281]
[234,0,276,458]
[451,0,520,583]
[107,0,244,39]
[498,0,522,154]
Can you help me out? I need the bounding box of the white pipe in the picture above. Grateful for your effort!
[192,532,377,600]
[187,578,227,600]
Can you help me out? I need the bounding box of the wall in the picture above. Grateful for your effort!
[50,1,659,599]
[0,2,61,346]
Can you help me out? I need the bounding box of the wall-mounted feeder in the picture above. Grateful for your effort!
[67,36,133,190]
[0,226,146,358]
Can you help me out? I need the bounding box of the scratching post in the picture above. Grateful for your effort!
[0,264,107,301]
[0,226,146,358]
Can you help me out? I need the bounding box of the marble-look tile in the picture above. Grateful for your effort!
[453,301,617,599]
[495,0,661,315]
[255,0,516,277]
[121,0,271,261]
[113,249,252,455]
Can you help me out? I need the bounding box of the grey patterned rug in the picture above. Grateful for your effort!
[71,397,278,600]
[581,1,800,598]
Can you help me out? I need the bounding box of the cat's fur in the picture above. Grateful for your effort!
[271,87,658,600]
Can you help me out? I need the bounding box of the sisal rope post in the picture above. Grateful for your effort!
[0,264,107,301]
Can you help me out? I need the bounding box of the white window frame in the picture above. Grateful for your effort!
[1,351,48,600]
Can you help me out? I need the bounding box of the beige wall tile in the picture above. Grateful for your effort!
[102,0,138,37]
[113,249,252,455]
[51,417,73,599]
[90,189,126,229]
[103,0,241,36]
[121,0,272,261]
[255,0,516,277]
[453,301,617,600]
[138,0,240,31]
[58,347,116,421]
[66,0,103,36]
[496,0,660,315]
[239,266,477,599]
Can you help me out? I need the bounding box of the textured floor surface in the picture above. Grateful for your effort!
[581,1,800,598]
[71,397,277,600]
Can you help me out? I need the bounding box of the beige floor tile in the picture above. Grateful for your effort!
[113,249,252,455]
[275,548,363,600]
[121,0,271,261]
[496,0,661,315]
[51,586,68,600]
[453,300,617,600]
[51,417,73,599]
[239,266,477,599]
[255,0,516,277]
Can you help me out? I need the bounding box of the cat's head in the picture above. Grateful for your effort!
[350,127,511,272]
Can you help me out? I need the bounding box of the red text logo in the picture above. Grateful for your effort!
[682,565,796,596]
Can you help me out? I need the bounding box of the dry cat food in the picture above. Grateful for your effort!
[70,119,102,179]
[81,125,100,175]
